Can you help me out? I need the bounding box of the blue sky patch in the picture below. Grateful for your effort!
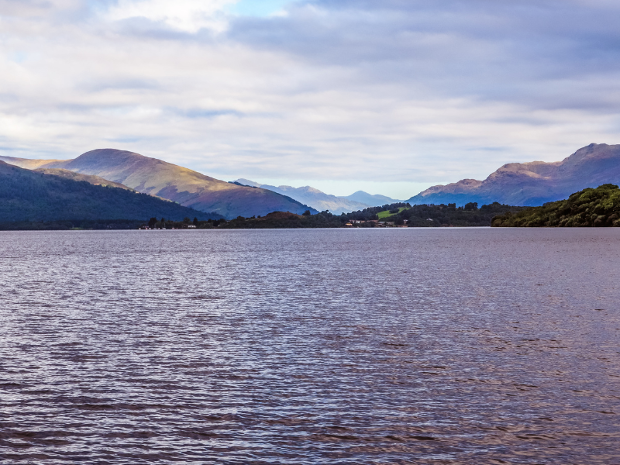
[227,0,296,17]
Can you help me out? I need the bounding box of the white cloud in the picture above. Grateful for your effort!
[0,0,619,197]
[105,0,235,32]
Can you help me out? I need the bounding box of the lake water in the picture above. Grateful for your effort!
[0,228,619,464]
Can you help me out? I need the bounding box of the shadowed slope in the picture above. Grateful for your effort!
[0,161,220,222]
[407,144,620,206]
[1,149,316,219]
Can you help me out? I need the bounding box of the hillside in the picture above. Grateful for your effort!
[407,143,620,206]
[35,168,133,190]
[0,161,221,224]
[0,156,66,170]
[492,184,620,227]
[0,150,316,219]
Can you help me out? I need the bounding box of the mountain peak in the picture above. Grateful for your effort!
[80,148,143,158]
[340,191,400,206]
[65,149,172,177]
[0,162,221,223]
[2,149,316,218]
[408,143,620,206]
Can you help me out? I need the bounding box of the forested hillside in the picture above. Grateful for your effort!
[342,202,525,227]
[0,149,317,219]
[0,161,221,224]
[492,184,620,227]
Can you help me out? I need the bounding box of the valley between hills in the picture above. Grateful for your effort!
[0,143,620,228]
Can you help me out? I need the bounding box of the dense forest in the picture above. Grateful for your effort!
[492,184,620,227]
[171,211,338,229]
[344,202,525,227]
[0,161,222,227]
[0,219,146,231]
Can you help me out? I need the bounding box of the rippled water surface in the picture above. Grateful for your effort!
[0,228,619,464]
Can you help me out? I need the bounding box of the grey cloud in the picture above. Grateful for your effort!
[98,0,620,110]
[1,0,619,187]
[224,0,620,111]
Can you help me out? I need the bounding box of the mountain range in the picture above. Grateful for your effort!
[3,143,619,220]
[235,179,400,214]
[407,143,620,206]
[0,161,220,223]
[0,150,316,219]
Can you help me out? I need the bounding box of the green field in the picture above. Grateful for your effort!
[377,207,408,219]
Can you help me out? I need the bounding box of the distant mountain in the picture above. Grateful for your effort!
[259,185,369,215]
[234,179,398,214]
[234,179,368,214]
[340,191,400,206]
[235,178,262,188]
[0,161,221,223]
[407,143,620,206]
[0,150,316,219]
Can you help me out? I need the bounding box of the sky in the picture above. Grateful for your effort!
[1,0,619,198]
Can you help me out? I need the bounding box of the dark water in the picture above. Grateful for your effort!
[0,229,619,464]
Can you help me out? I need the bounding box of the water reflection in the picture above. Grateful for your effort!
[0,229,619,463]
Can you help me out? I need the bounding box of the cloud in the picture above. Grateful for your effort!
[0,0,619,192]
[104,0,234,33]
[227,0,620,109]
